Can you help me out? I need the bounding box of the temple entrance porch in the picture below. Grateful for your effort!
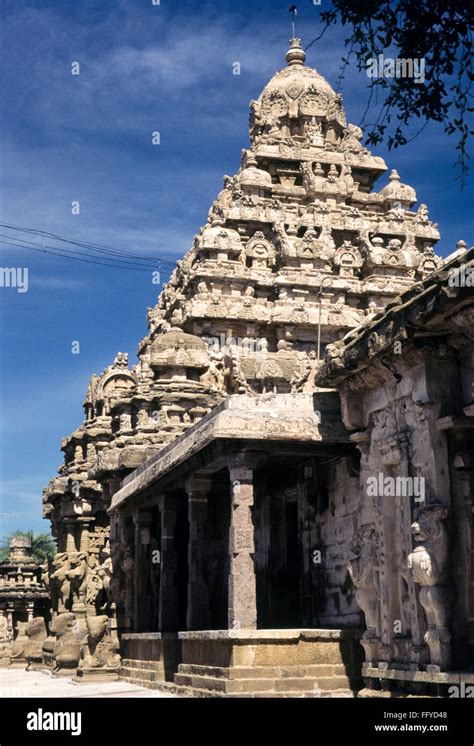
[108,393,364,696]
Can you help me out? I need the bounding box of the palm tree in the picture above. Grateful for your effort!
[0,531,57,563]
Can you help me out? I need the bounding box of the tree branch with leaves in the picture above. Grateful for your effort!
[0,531,57,563]
[307,0,473,186]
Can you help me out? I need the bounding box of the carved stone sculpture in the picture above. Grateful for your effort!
[207,352,226,393]
[68,552,88,609]
[50,612,86,674]
[51,552,71,612]
[78,614,120,679]
[10,621,29,665]
[407,504,453,671]
[0,614,9,643]
[348,526,380,638]
[25,617,48,670]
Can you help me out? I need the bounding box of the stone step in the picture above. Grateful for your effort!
[121,659,163,672]
[154,681,319,699]
[175,672,329,694]
[176,663,349,680]
[121,673,356,699]
[279,664,350,678]
[177,664,268,680]
[121,662,360,697]
[122,677,194,697]
[164,685,224,698]
[273,678,322,693]
[231,688,357,699]
[321,690,356,698]
[119,667,161,683]
[228,691,323,699]
[174,672,265,693]
[317,675,360,690]
[119,674,154,689]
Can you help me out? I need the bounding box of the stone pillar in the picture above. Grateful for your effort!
[158,496,180,632]
[26,602,34,622]
[134,511,153,632]
[398,433,423,662]
[350,432,372,525]
[185,477,211,630]
[121,525,135,631]
[64,520,77,553]
[297,473,314,627]
[6,605,14,639]
[228,456,257,630]
[349,430,383,666]
[452,446,474,667]
[77,518,94,553]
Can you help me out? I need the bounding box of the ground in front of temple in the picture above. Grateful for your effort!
[0,669,177,698]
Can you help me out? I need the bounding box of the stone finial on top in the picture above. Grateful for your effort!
[9,534,34,564]
[381,169,417,207]
[286,38,306,67]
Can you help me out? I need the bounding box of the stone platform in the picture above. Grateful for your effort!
[119,629,364,698]
[361,665,474,697]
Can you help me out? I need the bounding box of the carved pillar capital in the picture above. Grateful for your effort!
[185,476,212,500]
[76,516,94,552]
[227,450,266,481]
[133,510,153,526]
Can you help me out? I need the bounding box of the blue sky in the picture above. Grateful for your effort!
[0,0,472,537]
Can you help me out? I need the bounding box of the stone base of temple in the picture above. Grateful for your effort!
[120,633,181,684]
[0,659,26,669]
[73,667,119,683]
[119,629,364,698]
[360,666,474,697]
[51,667,81,677]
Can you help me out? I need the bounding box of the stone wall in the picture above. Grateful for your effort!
[317,251,474,678]
[316,459,362,628]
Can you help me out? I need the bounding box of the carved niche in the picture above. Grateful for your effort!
[245,232,276,270]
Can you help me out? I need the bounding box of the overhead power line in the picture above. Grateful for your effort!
[0,234,166,272]
[0,223,179,275]
[0,238,175,274]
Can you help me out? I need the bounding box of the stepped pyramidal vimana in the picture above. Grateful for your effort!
[3,36,473,698]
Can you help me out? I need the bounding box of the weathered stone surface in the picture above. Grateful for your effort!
[318,246,474,681]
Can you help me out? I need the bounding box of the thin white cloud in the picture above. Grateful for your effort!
[30,277,86,290]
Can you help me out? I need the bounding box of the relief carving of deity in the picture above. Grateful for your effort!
[347,525,380,638]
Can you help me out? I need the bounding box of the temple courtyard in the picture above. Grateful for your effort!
[0,669,177,698]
